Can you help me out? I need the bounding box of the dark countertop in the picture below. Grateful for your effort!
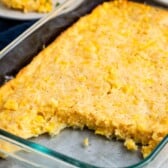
[0,18,35,50]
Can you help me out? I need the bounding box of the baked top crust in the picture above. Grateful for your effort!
[0,0,168,157]
[0,0,52,13]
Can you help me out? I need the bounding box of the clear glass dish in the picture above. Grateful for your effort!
[0,0,167,167]
[0,129,168,168]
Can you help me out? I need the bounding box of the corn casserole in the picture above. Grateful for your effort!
[0,0,52,13]
[0,0,168,157]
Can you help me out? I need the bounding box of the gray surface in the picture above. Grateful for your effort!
[0,158,31,168]
[31,129,142,167]
[0,129,168,168]
[146,143,168,168]
[0,129,142,168]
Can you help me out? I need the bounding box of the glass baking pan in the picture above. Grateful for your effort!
[0,0,168,167]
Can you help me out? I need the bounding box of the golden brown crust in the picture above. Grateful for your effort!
[0,1,168,157]
[1,0,52,13]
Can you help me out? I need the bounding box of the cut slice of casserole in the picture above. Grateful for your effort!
[0,0,168,157]
[0,0,52,13]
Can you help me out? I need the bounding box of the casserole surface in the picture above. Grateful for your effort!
[0,0,52,13]
[0,0,168,167]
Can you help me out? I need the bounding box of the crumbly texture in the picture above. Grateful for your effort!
[83,138,89,147]
[124,138,138,151]
[1,0,52,13]
[0,1,168,157]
